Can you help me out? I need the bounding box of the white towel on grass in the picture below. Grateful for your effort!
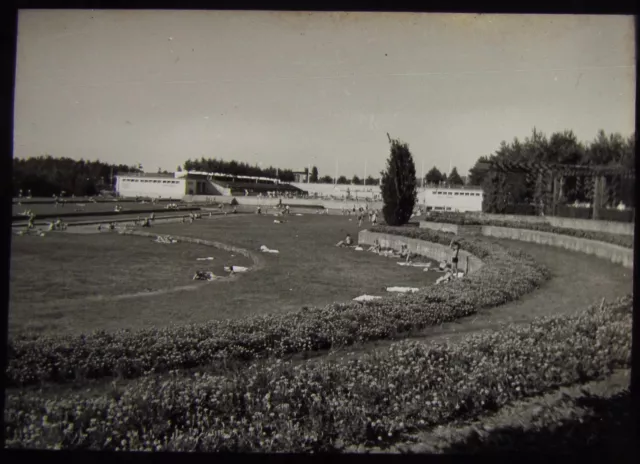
[386,287,420,293]
[260,245,280,254]
[224,266,248,273]
[196,257,215,261]
[353,294,382,302]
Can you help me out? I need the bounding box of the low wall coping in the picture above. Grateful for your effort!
[481,225,633,270]
[358,229,484,274]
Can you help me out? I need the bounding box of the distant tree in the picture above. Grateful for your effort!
[337,175,349,185]
[177,165,182,172]
[352,175,361,185]
[467,156,490,186]
[319,175,333,183]
[448,167,464,186]
[365,175,376,185]
[425,166,443,185]
[310,166,319,182]
[12,155,142,197]
[380,134,418,226]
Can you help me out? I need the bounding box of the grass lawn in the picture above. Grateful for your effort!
[9,214,438,337]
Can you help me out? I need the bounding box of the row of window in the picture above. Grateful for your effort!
[432,191,482,196]
[121,178,181,185]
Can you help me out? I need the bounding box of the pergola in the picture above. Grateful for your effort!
[477,160,635,219]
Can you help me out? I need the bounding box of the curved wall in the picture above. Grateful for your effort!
[480,226,634,269]
[465,212,634,236]
[358,229,484,274]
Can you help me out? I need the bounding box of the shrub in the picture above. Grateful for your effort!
[5,297,631,452]
[380,135,417,226]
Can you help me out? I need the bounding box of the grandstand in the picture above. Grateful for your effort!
[175,171,308,197]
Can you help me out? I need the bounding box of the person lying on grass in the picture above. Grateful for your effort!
[336,233,353,247]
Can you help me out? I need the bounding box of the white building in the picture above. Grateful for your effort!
[115,173,187,199]
[421,186,484,212]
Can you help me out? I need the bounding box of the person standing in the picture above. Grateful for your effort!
[450,239,461,274]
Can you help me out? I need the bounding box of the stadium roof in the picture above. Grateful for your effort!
[115,172,176,179]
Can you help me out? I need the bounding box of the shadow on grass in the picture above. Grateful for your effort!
[442,391,632,455]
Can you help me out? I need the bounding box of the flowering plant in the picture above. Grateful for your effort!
[5,297,631,452]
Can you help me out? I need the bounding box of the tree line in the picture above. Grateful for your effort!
[182,158,298,182]
[12,156,142,197]
[377,128,635,226]
[466,128,635,212]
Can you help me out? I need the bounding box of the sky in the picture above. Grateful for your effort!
[13,10,635,179]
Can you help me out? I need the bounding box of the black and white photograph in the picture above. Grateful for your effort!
[5,8,636,454]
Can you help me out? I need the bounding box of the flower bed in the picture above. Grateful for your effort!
[6,228,549,387]
[421,213,633,249]
[5,296,631,452]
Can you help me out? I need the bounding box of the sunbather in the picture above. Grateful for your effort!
[336,233,353,247]
[368,239,382,253]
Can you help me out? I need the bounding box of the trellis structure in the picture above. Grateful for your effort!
[477,160,635,219]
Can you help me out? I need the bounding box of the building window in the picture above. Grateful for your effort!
[454,192,459,196]
[448,192,452,195]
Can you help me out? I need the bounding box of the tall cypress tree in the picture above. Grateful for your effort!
[380,134,418,226]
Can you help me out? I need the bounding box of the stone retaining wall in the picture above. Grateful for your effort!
[466,212,634,236]
[358,230,484,274]
[481,226,634,269]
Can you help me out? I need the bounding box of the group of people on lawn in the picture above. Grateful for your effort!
[341,204,379,226]
[337,234,462,275]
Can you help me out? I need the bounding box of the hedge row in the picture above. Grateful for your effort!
[421,213,634,249]
[7,228,549,386]
[5,296,631,452]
